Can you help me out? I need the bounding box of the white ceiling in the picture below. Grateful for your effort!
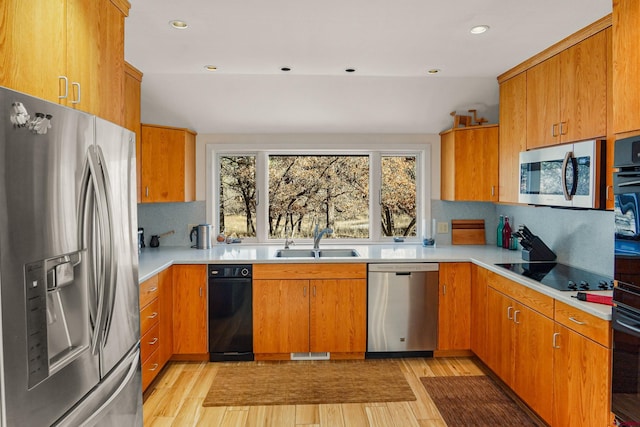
[125,0,611,134]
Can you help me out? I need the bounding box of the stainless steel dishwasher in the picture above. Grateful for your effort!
[367,263,439,357]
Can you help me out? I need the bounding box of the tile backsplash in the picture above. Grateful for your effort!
[138,200,614,276]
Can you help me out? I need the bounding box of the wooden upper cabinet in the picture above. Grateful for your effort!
[498,73,527,203]
[0,0,66,103]
[141,124,197,203]
[526,55,561,148]
[526,30,608,149]
[440,125,499,202]
[124,63,143,202]
[0,0,128,123]
[613,0,640,134]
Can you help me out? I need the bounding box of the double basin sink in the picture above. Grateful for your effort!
[275,248,360,259]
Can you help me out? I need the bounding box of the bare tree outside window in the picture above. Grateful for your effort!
[381,156,417,237]
[268,155,370,239]
[216,151,421,241]
[219,155,256,237]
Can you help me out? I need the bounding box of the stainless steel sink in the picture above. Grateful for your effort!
[275,249,317,258]
[274,248,360,258]
[318,249,360,258]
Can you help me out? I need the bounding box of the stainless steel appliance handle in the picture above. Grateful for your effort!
[83,146,115,354]
[618,180,640,187]
[95,146,118,346]
[561,150,576,201]
[615,318,640,335]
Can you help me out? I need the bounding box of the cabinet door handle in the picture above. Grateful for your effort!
[491,186,495,197]
[199,287,203,297]
[514,310,520,324]
[606,185,612,201]
[71,82,81,104]
[552,332,560,349]
[145,186,149,198]
[58,76,69,99]
[148,337,158,345]
[313,285,316,297]
[148,287,158,293]
[443,284,446,295]
[149,363,159,371]
[148,312,158,319]
[560,121,567,135]
[303,286,307,297]
[569,316,585,325]
[507,306,513,320]
[551,123,558,137]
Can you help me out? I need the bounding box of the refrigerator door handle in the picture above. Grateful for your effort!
[52,346,141,427]
[81,146,115,355]
[94,146,118,345]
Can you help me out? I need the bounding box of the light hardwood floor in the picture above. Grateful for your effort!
[142,357,523,426]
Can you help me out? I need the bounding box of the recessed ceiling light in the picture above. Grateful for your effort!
[470,25,490,35]
[170,20,188,29]
[281,67,291,72]
[427,68,441,74]
[345,68,356,73]
[204,65,217,72]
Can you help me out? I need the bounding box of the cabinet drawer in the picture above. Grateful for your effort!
[139,275,159,308]
[254,263,367,280]
[140,298,159,335]
[141,323,160,362]
[141,348,161,391]
[487,270,554,318]
[554,300,611,347]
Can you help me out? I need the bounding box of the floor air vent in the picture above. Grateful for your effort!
[290,352,330,360]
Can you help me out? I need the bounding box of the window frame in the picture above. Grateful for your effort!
[207,143,431,244]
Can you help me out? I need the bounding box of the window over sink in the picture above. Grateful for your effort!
[209,144,429,243]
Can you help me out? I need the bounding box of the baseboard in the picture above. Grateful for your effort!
[433,349,474,357]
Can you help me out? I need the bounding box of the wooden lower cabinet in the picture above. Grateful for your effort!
[172,265,208,356]
[253,264,366,359]
[552,325,611,427]
[438,262,471,351]
[157,267,173,367]
[253,279,310,354]
[470,264,488,360]
[485,287,554,424]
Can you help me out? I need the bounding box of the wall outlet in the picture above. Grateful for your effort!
[437,222,449,234]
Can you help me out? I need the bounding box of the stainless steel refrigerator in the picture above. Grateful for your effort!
[0,87,142,426]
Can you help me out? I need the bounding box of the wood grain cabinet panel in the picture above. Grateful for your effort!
[498,73,527,203]
[0,0,128,123]
[141,124,196,203]
[552,323,611,427]
[526,30,608,148]
[158,267,174,367]
[253,264,367,359]
[485,287,554,425]
[172,265,207,355]
[470,264,489,361]
[613,0,640,134]
[309,279,366,353]
[438,263,471,351]
[440,125,499,202]
[253,279,310,354]
[124,63,143,202]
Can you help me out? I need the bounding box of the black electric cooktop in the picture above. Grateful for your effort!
[495,262,614,292]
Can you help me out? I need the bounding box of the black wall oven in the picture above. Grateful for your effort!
[613,135,640,424]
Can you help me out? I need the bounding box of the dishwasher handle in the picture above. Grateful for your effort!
[395,272,411,276]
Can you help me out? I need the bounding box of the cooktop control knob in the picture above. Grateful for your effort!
[598,280,608,290]
[580,281,589,290]
[568,281,578,290]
